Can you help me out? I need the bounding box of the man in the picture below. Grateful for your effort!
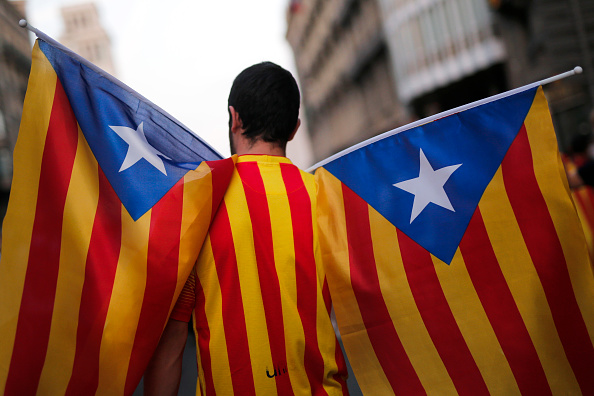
[144,62,348,395]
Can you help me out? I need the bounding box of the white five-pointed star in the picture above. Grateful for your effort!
[109,122,171,176]
[393,149,462,224]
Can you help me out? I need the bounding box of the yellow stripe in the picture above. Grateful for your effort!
[433,251,520,395]
[524,89,594,347]
[259,163,309,393]
[36,127,99,394]
[0,42,55,390]
[224,167,275,395]
[480,167,580,394]
[368,206,456,394]
[196,236,233,395]
[315,169,394,395]
[304,171,344,394]
[185,159,235,394]
[174,162,216,314]
[177,163,217,395]
[95,207,150,395]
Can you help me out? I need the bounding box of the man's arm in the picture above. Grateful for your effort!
[143,318,189,396]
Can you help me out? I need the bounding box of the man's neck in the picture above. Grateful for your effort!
[234,139,286,157]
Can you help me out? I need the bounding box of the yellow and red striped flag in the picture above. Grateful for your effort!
[316,86,594,394]
[171,155,348,395]
[0,39,234,395]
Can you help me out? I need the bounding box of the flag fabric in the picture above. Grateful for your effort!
[5,34,594,396]
[316,87,594,394]
[0,39,234,395]
[170,155,348,395]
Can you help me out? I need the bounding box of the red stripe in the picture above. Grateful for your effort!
[65,168,122,395]
[281,163,327,395]
[209,202,256,395]
[124,181,184,395]
[342,184,425,395]
[195,276,216,396]
[460,208,551,394]
[502,125,594,393]
[238,162,294,395]
[206,158,235,221]
[4,78,79,395]
[398,229,490,395]
[198,157,235,394]
[173,158,233,395]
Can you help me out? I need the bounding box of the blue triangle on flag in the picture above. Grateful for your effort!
[39,40,222,221]
[323,88,537,264]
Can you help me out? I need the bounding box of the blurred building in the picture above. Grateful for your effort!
[379,0,507,117]
[59,2,116,75]
[287,0,594,159]
[381,0,594,150]
[490,0,594,151]
[286,0,409,162]
[0,0,30,219]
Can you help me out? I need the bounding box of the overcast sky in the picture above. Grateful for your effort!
[24,0,300,160]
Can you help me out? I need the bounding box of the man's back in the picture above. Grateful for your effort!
[172,155,348,395]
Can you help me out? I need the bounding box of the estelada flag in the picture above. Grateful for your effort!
[0,39,234,395]
[316,87,594,394]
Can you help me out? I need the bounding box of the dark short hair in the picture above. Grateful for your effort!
[228,62,300,145]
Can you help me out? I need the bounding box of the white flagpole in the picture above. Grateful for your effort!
[306,67,583,173]
[18,19,225,160]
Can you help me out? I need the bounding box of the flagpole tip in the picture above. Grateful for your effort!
[19,19,27,28]
[574,66,583,74]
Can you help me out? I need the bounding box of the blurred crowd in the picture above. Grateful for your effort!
[562,110,594,260]
[564,110,594,189]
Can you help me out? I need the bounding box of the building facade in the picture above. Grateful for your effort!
[0,0,30,218]
[380,0,594,150]
[287,0,409,162]
[59,2,115,75]
[379,0,508,117]
[490,0,594,151]
[287,0,594,158]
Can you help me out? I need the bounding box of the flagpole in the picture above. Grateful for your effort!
[306,67,583,173]
[18,19,225,160]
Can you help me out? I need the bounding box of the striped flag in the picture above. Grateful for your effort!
[316,87,594,394]
[0,39,233,395]
[171,155,348,395]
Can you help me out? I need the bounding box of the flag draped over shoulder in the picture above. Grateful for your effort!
[0,39,234,395]
[316,87,594,394]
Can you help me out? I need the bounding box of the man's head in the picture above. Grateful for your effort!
[228,62,300,155]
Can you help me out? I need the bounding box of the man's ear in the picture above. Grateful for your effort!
[229,106,244,135]
[288,118,301,142]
